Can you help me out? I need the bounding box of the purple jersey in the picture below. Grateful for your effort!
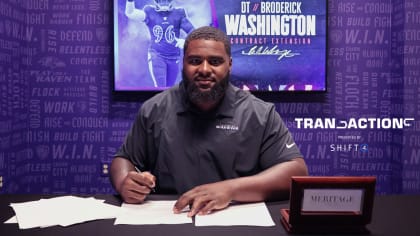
[144,6,194,57]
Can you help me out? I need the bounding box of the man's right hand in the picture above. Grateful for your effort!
[119,171,156,204]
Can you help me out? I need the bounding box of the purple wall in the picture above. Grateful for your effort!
[0,0,419,194]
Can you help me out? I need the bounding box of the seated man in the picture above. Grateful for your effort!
[110,26,308,217]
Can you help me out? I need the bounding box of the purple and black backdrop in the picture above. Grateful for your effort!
[0,0,419,195]
[212,0,327,91]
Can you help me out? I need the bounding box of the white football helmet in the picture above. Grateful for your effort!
[154,0,173,11]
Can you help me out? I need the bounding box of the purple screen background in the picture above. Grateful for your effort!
[114,0,327,91]
[212,0,326,91]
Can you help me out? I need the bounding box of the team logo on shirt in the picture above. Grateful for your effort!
[215,123,239,131]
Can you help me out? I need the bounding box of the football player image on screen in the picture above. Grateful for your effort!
[125,0,195,87]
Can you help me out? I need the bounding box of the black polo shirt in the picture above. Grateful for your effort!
[115,83,302,194]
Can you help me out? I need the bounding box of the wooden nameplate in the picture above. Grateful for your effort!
[281,176,376,234]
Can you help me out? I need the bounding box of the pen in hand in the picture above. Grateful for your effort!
[134,166,156,193]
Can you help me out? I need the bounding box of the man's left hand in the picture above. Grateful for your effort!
[173,181,234,217]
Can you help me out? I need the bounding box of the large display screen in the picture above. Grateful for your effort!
[113,0,327,92]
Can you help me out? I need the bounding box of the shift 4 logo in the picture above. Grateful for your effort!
[359,144,369,152]
[330,144,369,152]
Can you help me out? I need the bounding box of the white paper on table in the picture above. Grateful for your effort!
[10,199,49,229]
[114,200,192,225]
[4,216,17,224]
[10,196,124,229]
[195,202,275,227]
[54,197,122,227]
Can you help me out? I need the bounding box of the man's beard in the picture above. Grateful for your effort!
[182,70,229,106]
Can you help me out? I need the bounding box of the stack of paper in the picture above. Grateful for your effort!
[6,196,123,229]
[5,198,275,228]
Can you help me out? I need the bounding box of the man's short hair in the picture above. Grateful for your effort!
[184,26,231,57]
